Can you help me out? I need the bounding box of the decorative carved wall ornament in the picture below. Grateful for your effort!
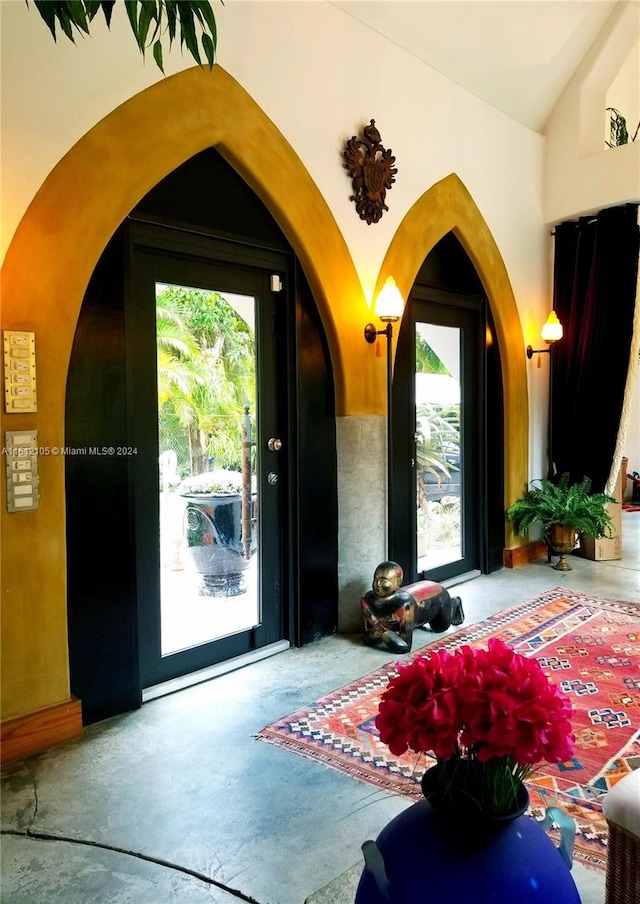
[343,120,397,225]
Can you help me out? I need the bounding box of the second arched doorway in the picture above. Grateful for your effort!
[391,232,504,584]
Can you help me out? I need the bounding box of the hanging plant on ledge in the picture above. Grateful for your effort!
[27,0,219,73]
[606,107,640,148]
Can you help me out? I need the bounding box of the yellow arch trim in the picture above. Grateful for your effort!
[0,65,377,718]
[1,66,373,417]
[376,173,528,522]
[0,72,527,719]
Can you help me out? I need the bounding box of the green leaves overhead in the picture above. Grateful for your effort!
[32,0,114,40]
[28,0,219,72]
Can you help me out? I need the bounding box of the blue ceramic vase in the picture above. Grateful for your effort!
[355,768,581,904]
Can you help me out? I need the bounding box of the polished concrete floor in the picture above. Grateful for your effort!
[2,514,639,904]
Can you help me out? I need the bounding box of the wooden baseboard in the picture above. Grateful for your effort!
[503,540,547,568]
[1,697,82,764]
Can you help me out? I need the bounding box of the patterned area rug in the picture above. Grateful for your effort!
[257,588,640,874]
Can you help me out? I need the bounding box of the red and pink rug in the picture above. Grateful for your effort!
[257,588,640,873]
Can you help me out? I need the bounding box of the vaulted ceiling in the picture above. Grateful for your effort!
[334,1,630,132]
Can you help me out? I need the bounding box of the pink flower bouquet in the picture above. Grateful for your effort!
[376,638,574,817]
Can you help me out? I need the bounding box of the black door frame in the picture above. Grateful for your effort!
[392,286,499,584]
[66,148,338,725]
[125,221,295,688]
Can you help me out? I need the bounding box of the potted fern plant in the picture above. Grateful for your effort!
[507,474,616,571]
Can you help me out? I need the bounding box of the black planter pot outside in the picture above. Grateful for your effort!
[181,492,256,596]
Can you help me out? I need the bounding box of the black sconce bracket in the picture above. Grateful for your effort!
[526,345,551,359]
[364,323,393,344]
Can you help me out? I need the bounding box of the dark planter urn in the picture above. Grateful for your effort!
[181,492,256,596]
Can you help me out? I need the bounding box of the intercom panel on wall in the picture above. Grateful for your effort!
[4,429,39,512]
[4,330,37,413]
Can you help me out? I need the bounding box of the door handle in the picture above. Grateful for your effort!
[267,438,282,452]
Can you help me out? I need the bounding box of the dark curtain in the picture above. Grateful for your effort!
[551,204,639,492]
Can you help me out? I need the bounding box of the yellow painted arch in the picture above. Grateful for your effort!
[0,65,377,718]
[376,173,528,518]
[1,65,375,418]
[1,70,527,720]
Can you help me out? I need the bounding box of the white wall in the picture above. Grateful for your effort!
[9,0,640,508]
[0,0,553,486]
[605,38,639,145]
[544,1,640,496]
[544,0,640,225]
[2,1,547,302]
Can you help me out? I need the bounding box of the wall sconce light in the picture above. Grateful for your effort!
[364,276,405,342]
[526,311,563,359]
[526,311,563,481]
[364,276,405,558]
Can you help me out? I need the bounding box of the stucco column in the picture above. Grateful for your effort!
[336,415,387,633]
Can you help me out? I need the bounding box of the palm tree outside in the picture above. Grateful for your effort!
[156,284,255,479]
[156,283,259,652]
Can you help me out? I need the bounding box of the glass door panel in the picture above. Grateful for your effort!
[130,229,286,691]
[156,283,259,656]
[415,323,462,572]
[392,279,486,586]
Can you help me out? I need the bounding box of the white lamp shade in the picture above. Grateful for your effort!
[541,311,563,343]
[375,276,405,322]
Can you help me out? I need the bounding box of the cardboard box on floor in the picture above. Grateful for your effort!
[578,466,623,561]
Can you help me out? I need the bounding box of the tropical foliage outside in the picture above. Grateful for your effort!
[415,332,462,567]
[156,285,255,480]
[415,332,460,491]
[416,332,450,376]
